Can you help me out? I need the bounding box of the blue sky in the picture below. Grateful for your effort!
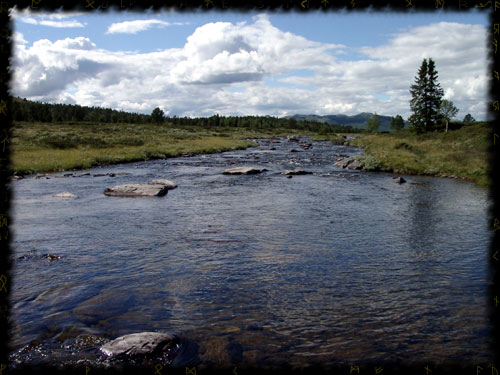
[11,9,489,120]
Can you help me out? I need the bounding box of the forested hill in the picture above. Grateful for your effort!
[11,97,151,124]
[286,113,395,131]
[10,97,362,133]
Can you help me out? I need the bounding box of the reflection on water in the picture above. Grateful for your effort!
[8,137,493,368]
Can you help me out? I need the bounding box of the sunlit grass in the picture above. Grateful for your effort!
[349,122,491,187]
[10,121,303,174]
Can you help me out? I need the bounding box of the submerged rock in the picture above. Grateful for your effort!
[223,167,267,175]
[42,254,60,261]
[282,169,312,175]
[150,179,177,190]
[100,332,179,359]
[104,184,169,197]
[51,192,78,198]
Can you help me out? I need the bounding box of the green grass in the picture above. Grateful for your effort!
[10,121,310,175]
[310,134,347,145]
[11,121,492,187]
[349,122,491,187]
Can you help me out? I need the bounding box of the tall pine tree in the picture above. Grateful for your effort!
[408,58,444,133]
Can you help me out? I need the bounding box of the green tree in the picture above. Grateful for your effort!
[408,58,444,133]
[366,113,380,133]
[151,107,165,124]
[390,114,405,131]
[463,113,475,123]
[438,99,459,132]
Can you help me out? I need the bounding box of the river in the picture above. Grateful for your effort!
[7,136,493,369]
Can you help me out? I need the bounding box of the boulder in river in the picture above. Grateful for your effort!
[347,159,362,170]
[150,179,177,190]
[100,332,179,359]
[104,184,169,197]
[282,169,312,175]
[223,167,267,175]
[392,176,406,184]
[333,157,355,169]
[51,192,78,198]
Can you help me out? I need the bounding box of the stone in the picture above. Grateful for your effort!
[51,192,78,198]
[104,184,169,197]
[150,179,177,190]
[282,169,312,175]
[347,159,362,170]
[42,254,60,261]
[100,332,179,359]
[333,157,356,169]
[223,167,267,175]
[392,176,406,184]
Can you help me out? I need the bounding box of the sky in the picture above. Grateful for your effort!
[10,9,490,120]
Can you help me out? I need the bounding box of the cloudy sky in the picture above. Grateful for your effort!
[10,9,489,120]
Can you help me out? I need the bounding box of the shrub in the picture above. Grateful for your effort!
[357,154,382,171]
[394,141,413,150]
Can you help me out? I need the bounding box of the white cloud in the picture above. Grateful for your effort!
[19,17,38,25]
[10,16,488,121]
[38,20,86,28]
[13,32,28,45]
[18,15,85,28]
[106,19,182,34]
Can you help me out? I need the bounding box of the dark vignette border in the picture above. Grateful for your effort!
[0,1,497,374]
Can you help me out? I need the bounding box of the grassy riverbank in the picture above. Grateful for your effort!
[346,122,490,187]
[10,121,311,175]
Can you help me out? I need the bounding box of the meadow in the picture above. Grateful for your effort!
[347,122,491,187]
[10,121,491,187]
[10,121,308,175]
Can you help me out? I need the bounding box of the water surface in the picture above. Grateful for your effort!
[8,137,493,368]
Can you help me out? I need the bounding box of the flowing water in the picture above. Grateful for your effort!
[7,137,493,369]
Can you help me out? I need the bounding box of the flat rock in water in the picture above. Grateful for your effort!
[51,192,78,198]
[282,169,312,175]
[104,184,169,197]
[223,167,267,175]
[150,179,177,190]
[100,332,178,358]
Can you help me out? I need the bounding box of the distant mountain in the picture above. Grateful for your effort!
[285,113,403,131]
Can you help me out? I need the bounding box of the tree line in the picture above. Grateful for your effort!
[10,97,361,134]
[11,98,152,124]
[151,108,360,133]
